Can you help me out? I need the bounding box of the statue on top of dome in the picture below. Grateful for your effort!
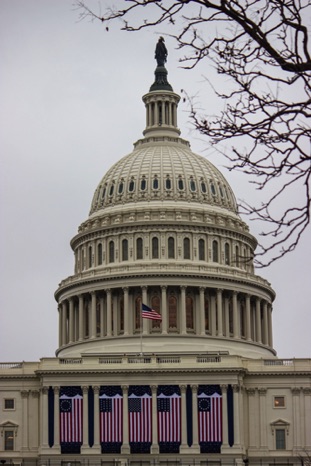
[155,36,168,66]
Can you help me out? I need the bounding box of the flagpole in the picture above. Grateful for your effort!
[140,302,143,356]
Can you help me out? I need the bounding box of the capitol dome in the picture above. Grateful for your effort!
[55,62,275,359]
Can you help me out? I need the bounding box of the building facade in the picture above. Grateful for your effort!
[1,54,310,466]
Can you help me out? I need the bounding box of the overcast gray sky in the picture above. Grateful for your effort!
[0,0,310,361]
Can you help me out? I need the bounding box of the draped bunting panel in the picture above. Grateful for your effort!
[128,385,152,454]
[59,386,83,454]
[198,385,222,453]
[99,385,123,454]
[157,385,181,453]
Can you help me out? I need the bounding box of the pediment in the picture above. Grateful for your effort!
[0,420,19,428]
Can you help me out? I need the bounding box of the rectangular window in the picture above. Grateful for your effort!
[274,396,285,408]
[4,399,15,410]
[276,429,286,450]
[4,430,14,451]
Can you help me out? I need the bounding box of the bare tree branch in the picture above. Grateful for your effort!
[75,0,311,267]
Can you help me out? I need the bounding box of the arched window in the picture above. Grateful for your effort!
[136,237,143,260]
[201,181,207,193]
[118,182,124,194]
[219,185,224,198]
[210,182,216,196]
[129,180,135,192]
[168,237,175,259]
[183,238,190,259]
[212,240,219,262]
[225,243,230,265]
[135,296,142,331]
[152,237,159,259]
[186,296,194,330]
[165,177,171,190]
[178,178,184,190]
[151,295,161,329]
[140,178,147,191]
[109,184,114,196]
[189,179,196,192]
[97,243,103,265]
[101,187,106,200]
[168,295,177,329]
[199,239,205,261]
[109,241,114,263]
[88,245,92,268]
[122,239,128,261]
[153,177,159,190]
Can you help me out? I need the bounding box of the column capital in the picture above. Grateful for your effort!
[41,386,49,395]
[21,390,29,398]
[31,390,40,398]
[93,386,100,395]
[217,288,223,293]
[191,384,198,392]
[180,285,186,291]
[220,384,228,392]
[141,286,148,292]
[122,385,129,392]
[151,385,157,394]
[303,387,311,395]
[53,387,60,395]
[82,386,89,394]
[232,384,240,393]
[246,388,256,396]
[258,388,267,396]
[122,286,129,292]
[291,387,301,395]
[199,286,205,292]
[180,385,187,393]
[161,285,167,291]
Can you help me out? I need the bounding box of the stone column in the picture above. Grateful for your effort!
[69,298,74,343]
[180,286,187,335]
[245,294,251,341]
[168,102,172,126]
[93,386,100,450]
[221,385,229,449]
[268,304,273,347]
[53,387,60,449]
[123,287,129,336]
[217,289,223,336]
[259,388,268,450]
[292,387,301,448]
[210,294,216,336]
[191,385,199,450]
[180,385,188,452]
[90,291,97,339]
[233,292,239,339]
[154,101,159,125]
[58,305,62,348]
[41,386,49,448]
[106,289,112,337]
[256,297,262,343]
[30,390,40,450]
[113,294,118,336]
[82,386,89,450]
[303,388,311,448]
[262,301,268,345]
[224,296,230,337]
[142,286,148,335]
[61,301,67,345]
[247,388,257,450]
[121,386,130,454]
[161,286,168,334]
[173,103,177,127]
[21,390,29,451]
[233,385,241,447]
[100,295,105,337]
[78,294,84,341]
[199,287,206,336]
[151,385,159,453]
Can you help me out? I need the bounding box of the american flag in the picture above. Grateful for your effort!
[99,387,123,443]
[157,386,181,443]
[59,387,83,444]
[142,303,162,321]
[198,388,222,443]
[128,388,152,443]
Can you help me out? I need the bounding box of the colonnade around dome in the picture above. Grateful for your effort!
[57,284,274,357]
